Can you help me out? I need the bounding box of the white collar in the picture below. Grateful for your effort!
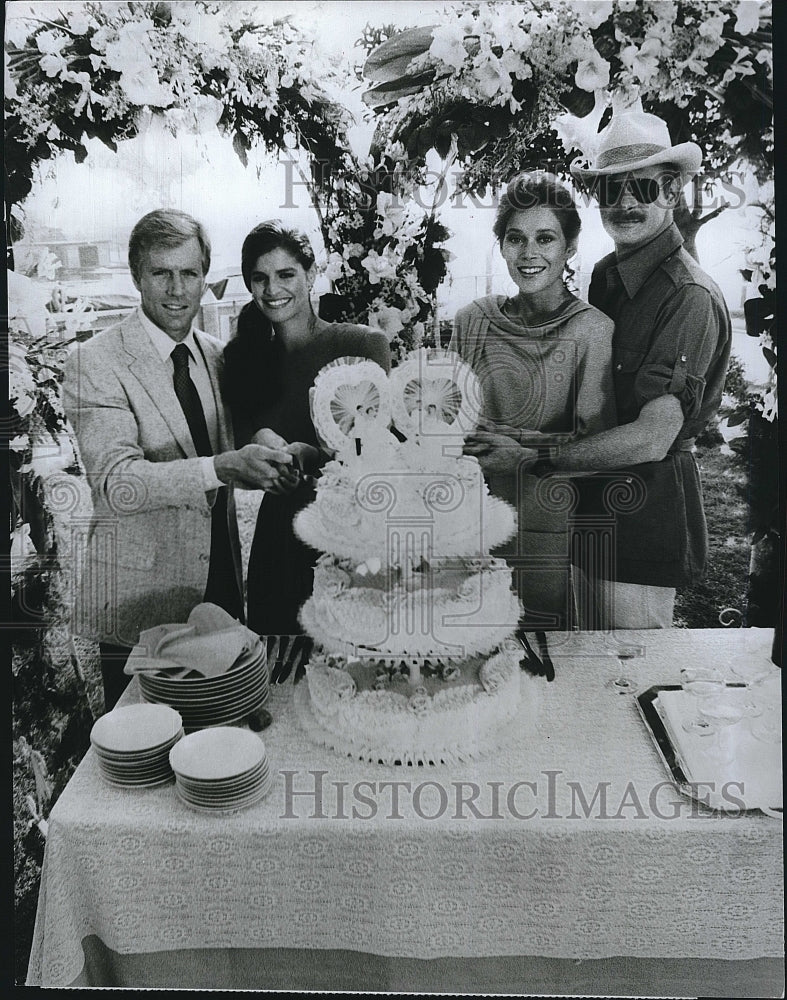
[136,306,200,363]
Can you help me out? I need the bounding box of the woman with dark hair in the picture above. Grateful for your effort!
[451,172,616,629]
[223,220,390,656]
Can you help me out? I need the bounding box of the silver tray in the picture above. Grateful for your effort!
[634,683,776,815]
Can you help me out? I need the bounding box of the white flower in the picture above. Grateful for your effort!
[120,64,175,107]
[360,248,398,285]
[344,243,366,261]
[574,1,614,30]
[429,22,467,72]
[499,47,530,81]
[10,435,28,453]
[755,47,772,77]
[375,192,406,237]
[734,1,761,35]
[553,89,606,158]
[367,304,406,341]
[757,387,777,422]
[624,37,663,85]
[39,52,69,78]
[36,30,69,55]
[575,50,610,91]
[237,29,263,54]
[698,13,727,46]
[104,20,156,72]
[67,11,93,35]
[472,54,511,100]
[324,251,346,282]
[90,25,111,53]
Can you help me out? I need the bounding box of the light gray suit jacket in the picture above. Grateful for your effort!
[62,311,243,646]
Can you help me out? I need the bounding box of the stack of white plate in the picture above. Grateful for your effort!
[90,704,183,788]
[138,638,268,732]
[169,726,272,813]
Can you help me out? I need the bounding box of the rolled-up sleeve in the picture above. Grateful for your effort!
[633,283,726,419]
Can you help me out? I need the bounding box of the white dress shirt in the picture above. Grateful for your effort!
[137,308,223,491]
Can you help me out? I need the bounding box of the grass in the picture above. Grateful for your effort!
[673,442,751,628]
[10,442,755,984]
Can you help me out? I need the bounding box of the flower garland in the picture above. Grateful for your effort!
[363,1,772,191]
[5,1,353,208]
[320,148,452,354]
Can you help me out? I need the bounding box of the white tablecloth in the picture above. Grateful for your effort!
[27,629,783,987]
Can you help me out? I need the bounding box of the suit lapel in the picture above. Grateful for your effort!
[121,313,197,458]
[195,330,234,453]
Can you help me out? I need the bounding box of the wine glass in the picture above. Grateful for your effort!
[696,699,745,763]
[680,664,726,734]
[606,645,642,694]
[748,674,783,745]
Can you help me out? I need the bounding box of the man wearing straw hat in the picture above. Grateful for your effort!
[532,106,731,628]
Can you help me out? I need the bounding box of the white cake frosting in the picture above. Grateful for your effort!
[294,433,517,563]
[300,554,521,660]
[294,648,531,766]
[288,350,530,765]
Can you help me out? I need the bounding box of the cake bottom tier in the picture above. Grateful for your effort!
[294,648,535,766]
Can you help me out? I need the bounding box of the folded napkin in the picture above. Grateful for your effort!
[125,603,261,679]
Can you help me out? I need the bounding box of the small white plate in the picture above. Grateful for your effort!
[169,726,265,780]
[91,704,183,753]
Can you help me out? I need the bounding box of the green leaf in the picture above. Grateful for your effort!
[762,346,777,368]
[725,409,750,427]
[232,131,249,167]
[363,25,437,84]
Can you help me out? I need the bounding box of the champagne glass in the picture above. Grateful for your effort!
[680,664,726,734]
[748,674,782,745]
[729,633,779,719]
[606,645,642,694]
[696,699,745,763]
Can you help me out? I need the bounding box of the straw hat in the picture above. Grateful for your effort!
[570,108,702,184]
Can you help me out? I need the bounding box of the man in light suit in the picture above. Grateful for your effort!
[63,209,298,708]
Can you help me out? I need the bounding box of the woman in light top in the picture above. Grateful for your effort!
[452,172,616,629]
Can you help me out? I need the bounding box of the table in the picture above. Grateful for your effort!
[27,629,783,994]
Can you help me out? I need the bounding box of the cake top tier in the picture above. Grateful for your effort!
[295,351,517,564]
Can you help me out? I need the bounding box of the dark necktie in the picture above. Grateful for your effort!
[170,343,244,622]
[171,342,212,456]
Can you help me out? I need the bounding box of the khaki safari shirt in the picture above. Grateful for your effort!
[585,222,731,588]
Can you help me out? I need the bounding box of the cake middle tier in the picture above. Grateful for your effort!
[299,554,522,660]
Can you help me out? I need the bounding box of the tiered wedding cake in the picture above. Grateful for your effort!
[293,349,528,765]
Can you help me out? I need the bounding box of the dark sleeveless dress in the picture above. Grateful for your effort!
[223,305,390,638]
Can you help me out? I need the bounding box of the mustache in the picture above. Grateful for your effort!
[609,210,646,224]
